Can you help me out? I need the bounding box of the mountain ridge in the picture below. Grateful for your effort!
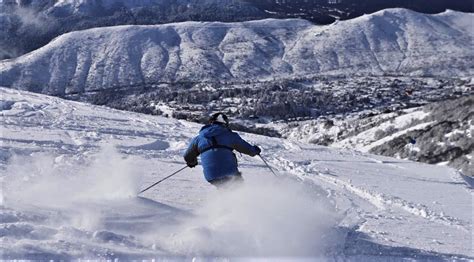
[1,0,472,60]
[1,8,472,96]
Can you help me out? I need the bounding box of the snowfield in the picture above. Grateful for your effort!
[0,87,472,260]
[0,9,472,95]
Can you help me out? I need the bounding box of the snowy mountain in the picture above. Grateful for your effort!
[0,87,472,259]
[1,0,471,60]
[0,9,472,96]
[0,0,264,59]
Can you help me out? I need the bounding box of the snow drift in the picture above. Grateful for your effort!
[0,9,472,95]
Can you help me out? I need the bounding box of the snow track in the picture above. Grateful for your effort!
[300,161,466,228]
[0,88,472,259]
[260,149,472,258]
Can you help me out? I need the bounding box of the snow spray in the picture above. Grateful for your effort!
[158,175,337,257]
[2,145,143,229]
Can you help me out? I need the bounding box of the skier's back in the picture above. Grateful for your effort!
[183,113,261,187]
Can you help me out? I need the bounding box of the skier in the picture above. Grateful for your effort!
[184,112,261,187]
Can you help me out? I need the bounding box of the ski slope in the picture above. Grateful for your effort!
[0,87,472,260]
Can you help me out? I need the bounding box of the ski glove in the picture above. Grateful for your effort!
[254,145,261,155]
[187,159,198,168]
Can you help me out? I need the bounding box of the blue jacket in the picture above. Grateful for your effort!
[184,124,259,182]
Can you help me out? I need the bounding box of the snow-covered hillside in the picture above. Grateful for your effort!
[0,87,472,259]
[1,1,471,61]
[0,9,472,95]
[0,0,263,60]
[281,95,473,175]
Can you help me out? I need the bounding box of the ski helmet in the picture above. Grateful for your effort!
[209,112,229,126]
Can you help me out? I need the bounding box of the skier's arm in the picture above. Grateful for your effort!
[183,137,199,167]
[231,133,260,156]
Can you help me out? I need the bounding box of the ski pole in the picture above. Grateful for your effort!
[258,154,278,177]
[139,165,188,194]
